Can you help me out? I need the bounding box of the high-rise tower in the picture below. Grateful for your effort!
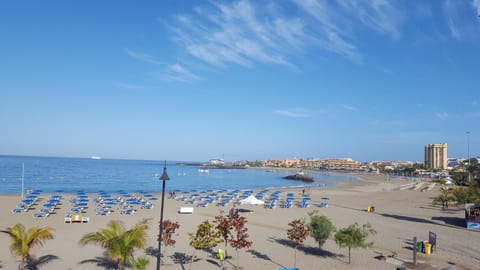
[424,143,448,170]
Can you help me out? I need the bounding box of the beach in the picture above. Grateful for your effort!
[1,174,479,270]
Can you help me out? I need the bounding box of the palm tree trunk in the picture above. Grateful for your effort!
[188,251,196,270]
[294,246,297,268]
[348,247,351,264]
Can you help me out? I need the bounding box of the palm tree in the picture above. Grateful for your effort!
[79,220,149,269]
[433,186,455,210]
[0,224,54,269]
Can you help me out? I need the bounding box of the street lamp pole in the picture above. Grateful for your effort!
[156,161,170,270]
[467,131,471,182]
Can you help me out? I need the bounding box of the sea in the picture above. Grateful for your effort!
[0,155,359,195]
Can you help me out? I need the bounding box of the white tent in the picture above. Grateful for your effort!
[239,195,264,205]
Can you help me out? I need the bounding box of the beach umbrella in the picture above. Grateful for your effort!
[22,199,34,203]
[43,203,56,208]
[321,197,330,201]
[143,194,153,197]
[75,203,88,207]
[239,195,265,205]
[149,197,158,201]
[78,195,88,198]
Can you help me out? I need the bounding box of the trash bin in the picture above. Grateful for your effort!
[370,206,375,212]
[425,243,432,255]
[416,241,423,253]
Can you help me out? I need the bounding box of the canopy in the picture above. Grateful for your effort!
[239,195,264,205]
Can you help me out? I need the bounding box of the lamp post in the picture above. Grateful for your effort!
[467,131,471,182]
[156,161,170,270]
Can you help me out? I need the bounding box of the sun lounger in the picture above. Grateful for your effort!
[82,216,90,223]
[12,207,28,213]
[179,206,194,214]
[33,212,49,219]
[71,214,82,223]
[319,202,329,208]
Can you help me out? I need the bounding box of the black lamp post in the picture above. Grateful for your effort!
[156,161,170,270]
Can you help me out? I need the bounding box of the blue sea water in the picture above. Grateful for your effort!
[0,155,358,195]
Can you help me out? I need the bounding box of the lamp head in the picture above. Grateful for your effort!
[160,161,170,181]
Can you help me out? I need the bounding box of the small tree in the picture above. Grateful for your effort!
[334,223,376,264]
[159,219,180,262]
[188,220,223,270]
[228,212,252,268]
[451,187,477,205]
[214,210,233,258]
[287,219,309,268]
[433,186,455,210]
[1,224,54,270]
[307,211,334,249]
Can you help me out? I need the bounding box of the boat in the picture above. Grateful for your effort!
[91,156,102,160]
[283,173,314,182]
[198,167,209,173]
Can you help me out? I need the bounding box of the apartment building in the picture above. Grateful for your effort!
[425,143,448,170]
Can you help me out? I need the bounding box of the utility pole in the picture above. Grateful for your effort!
[467,131,471,182]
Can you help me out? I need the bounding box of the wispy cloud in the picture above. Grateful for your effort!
[338,0,404,39]
[436,112,449,120]
[170,1,299,68]
[124,48,162,64]
[166,0,408,72]
[443,0,480,40]
[342,104,357,111]
[116,83,143,90]
[273,109,311,118]
[474,0,480,16]
[155,64,202,82]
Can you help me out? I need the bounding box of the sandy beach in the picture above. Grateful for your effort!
[1,174,479,270]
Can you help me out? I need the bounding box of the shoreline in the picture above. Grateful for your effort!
[1,173,478,270]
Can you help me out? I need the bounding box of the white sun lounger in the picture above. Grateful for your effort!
[179,206,194,214]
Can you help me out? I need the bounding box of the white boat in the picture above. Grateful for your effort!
[198,168,209,173]
[91,156,102,160]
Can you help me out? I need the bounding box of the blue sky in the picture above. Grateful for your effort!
[1,0,479,162]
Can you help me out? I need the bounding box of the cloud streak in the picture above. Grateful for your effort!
[436,112,449,120]
[342,104,357,111]
[474,0,480,16]
[155,64,203,82]
[273,109,311,118]
[168,0,408,70]
[124,48,162,64]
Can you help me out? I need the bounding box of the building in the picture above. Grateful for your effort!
[425,143,448,170]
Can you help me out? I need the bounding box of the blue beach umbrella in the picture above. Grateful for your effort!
[149,197,158,201]
[75,203,88,207]
[321,197,330,200]
[78,195,88,198]
[43,203,56,208]
[22,199,34,204]
[143,194,153,197]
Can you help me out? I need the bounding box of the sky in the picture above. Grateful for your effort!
[1,0,479,162]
